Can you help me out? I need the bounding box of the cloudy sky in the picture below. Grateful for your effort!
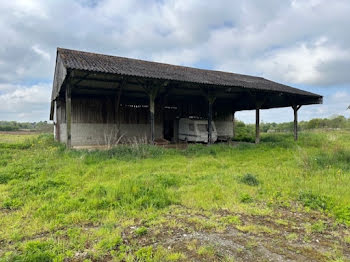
[0,0,349,123]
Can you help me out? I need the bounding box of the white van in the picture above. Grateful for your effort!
[178,118,218,143]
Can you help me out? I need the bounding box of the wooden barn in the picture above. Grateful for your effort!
[49,48,322,148]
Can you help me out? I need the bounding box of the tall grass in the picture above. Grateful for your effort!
[1,130,350,260]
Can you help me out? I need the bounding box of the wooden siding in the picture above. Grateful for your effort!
[58,95,162,125]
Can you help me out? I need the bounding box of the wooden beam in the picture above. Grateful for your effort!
[252,94,266,145]
[115,79,126,128]
[141,81,167,144]
[232,111,236,139]
[56,121,60,142]
[74,85,146,96]
[207,95,216,144]
[292,105,302,141]
[73,72,90,86]
[65,83,72,148]
[54,100,60,142]
[255,108,260,144]
[208,101,213,144]
[149,94,155,144]
[72,76,123,85]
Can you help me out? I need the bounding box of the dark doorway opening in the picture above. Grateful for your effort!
[163,119,174,141]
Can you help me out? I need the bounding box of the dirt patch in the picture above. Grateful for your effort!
[121,206,350,261]
[2,206,348,261]
[0,131,40,135]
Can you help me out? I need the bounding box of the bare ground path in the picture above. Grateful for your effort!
[118,206,349,261]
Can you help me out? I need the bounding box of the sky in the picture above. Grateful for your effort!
[0,0,349,123]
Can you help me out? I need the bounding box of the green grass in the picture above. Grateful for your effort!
[0,130,350,260]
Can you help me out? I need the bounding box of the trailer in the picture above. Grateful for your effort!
[178,118,217,143]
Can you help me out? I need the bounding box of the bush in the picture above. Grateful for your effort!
[233,121,254,142]
[240,193,253,203]
[333,205,350,225]
[298,191,331,211]
[239,173,260,186]
[0,125,19,131]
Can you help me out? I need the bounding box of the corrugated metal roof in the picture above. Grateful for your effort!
[57,48,321,98]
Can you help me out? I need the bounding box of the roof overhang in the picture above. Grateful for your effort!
[50,48,323,120]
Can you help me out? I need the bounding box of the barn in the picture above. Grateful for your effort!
[49,48,322,148]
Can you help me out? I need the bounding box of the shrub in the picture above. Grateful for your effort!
[298,191,331,211]
[240,193,253,203]
[233,121,254,142]
[333,205,350,225]
[239,173,260,186]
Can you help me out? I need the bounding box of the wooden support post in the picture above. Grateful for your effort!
[56,122,60,142]
[149,93,156,144]
[141,80,166,144]
[232,111,236,139]
[255,108,260,144]
[115,79,125,129]
[207,95,216,144]
[65,83,72,148]
[249,93,265,145]
[54,100,60,142]
[208,101,213,144]
[292,105,302,141]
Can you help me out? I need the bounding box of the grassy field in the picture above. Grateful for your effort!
[0,131,350,261]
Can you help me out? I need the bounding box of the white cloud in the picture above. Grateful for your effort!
[0,0,349,121]
[254,40,350,85]
[0,83,51,121]
[32,45,50,61]
[1,0,350,84]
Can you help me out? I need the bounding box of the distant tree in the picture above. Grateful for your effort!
[0,121,53,132]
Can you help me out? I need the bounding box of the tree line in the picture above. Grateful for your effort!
[0,115,349,135]
[234,115,350,141]
[0,121,53,132]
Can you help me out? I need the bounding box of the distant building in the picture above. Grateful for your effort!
[50,48,322,147]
